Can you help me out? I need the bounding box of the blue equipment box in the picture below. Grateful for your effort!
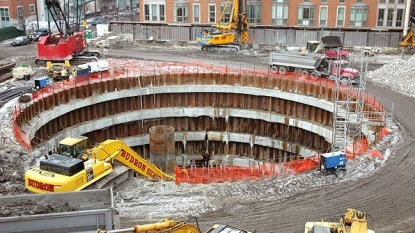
[34,76,50,89]
[321,151,346,169]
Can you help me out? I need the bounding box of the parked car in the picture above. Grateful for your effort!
[33,28,49,41]
[91,17,105,26]
[12,36,31,46]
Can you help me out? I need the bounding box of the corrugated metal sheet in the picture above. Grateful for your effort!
[295,30,319,46]
[109,23,401,47]
[344,31,368,46]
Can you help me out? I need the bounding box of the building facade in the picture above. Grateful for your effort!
[139,0,410,30]
[0,0,37,29]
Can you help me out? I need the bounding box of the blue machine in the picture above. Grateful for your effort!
[34,77,50,90]
[320,151,347,177]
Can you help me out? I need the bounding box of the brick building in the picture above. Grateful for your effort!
[139,0,409,30]
[0,0,37,30]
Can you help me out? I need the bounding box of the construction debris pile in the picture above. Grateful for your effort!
[367,54,415,97]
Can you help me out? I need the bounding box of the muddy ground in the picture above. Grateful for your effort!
[0,41,414,233]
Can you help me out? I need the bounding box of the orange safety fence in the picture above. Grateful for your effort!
[175,156,322,185]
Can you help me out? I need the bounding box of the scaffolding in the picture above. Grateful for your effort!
[331,50,381,154]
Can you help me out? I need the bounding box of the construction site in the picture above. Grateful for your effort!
[2,0,415,233]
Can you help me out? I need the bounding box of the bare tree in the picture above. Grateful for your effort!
[16,5,33,35]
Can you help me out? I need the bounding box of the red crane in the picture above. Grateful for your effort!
[35,0,100,65]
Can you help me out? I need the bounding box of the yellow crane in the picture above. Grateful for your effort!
[196,0,249,52]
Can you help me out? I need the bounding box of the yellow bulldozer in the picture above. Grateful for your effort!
[304,208,375,233]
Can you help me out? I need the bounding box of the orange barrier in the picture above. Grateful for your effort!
[175,157,321,185]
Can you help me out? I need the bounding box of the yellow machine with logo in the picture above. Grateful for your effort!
[25,139,174,193]
[96,218,254,233]
[304,208,375,233]
[196,0,249,51]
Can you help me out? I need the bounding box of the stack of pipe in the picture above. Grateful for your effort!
[0,63,16,83]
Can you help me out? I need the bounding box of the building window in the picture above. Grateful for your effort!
[377,8,384,27]
[220,2,233,23]
[0,8,10,21]
[389,0,395,3]
[144,4,150,21]
[298,3,315,26]
[29,4,35,14]
[193,4,200,23]
[396,8,403,26]
[17,6,24,20]
[339,0,345,3]
[398,0,404,3]
[247,0,262,24]
[151,4,157,21]
[337,7,345,27]
[321,0,327,2]
[160,5,165,21]
[272,0,288,25]
[209,4,215,23]
[386,8,393,26]
[350,5,368,27]
[379,0,386,3]
[319,6,328,26]
[144,4,164,21]
[174,2,189,23]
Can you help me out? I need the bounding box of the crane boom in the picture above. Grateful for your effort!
[45,0,72,36]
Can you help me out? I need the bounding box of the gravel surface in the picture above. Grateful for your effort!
[0,41,414,233]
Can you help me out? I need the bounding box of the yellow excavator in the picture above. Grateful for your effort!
[399,16,415,50]
[25,139,174,193]
[196,0,249,51]
[304,208,375,233]
[96,217,253,233]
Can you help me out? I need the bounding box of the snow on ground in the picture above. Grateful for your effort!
[366,54,415,98]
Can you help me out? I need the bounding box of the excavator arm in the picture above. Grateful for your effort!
[96,217,253,233]
[82,139,174,181]
[97,218,201,233]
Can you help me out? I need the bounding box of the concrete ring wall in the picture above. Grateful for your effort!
[14,72,385,163]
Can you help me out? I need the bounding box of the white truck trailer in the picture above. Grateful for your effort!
[268,52,360,84]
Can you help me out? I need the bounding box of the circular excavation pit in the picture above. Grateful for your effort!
[14,59,387,185]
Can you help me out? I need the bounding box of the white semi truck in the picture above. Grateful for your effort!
[268,52,360,84]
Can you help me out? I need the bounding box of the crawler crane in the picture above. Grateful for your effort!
[196,0,249,51]
[36,0,100,66]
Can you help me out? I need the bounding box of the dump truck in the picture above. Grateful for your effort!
[305,36,350,59]
[268,52,360,84]
[304,208,375,233]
